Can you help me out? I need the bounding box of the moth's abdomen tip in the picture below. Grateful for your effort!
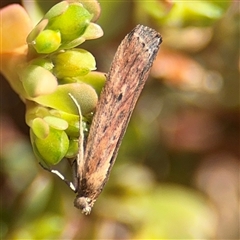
[74,196,92,215]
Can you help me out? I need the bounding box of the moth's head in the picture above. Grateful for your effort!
[74,196,93,215]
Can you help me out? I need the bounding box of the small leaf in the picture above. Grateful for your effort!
[30,58,54,71]
[60,23,103,49]
[27,19,48,45]
[77,0,101,22]
[43,116,69,130]
[33,83,98,115]
[0,4,32,52]
[19,65,58,98]
[33,127,69,165]
[73,71,106,96]
[50,110,80,137]
[25,100,49,126]
[65,139,79,158]
[44,1,69,20]
[80,22,104,40]
[32,117,50,139]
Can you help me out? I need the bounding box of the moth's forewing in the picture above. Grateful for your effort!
[74,25,162,214]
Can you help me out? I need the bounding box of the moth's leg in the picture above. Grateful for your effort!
[39,162,76,192]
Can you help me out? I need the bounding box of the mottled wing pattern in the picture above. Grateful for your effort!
[74,25,162,214]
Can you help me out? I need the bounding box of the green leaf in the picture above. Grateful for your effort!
[19,65,58,98]
[65,139,79,158]
[33,83,98,115]
[77,0,101,22]
[32,127,69,165]
[50,110,80,138]
[44,1,69,20]
[60,22,103,49]
[43,116,69,130]
[73,71,106,96]
[30,58,54,71]
[31,117,50,139]
[79,22,103,40]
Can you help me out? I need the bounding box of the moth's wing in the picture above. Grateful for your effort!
[79,25,162,200]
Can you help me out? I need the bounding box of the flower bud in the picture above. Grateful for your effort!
[52,49,96,79]
[47,3,93,42]
[34,29,61,54]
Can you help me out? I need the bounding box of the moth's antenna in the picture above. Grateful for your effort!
[39,93,85,193]
[39,162,76,192]
[68,93,84,166]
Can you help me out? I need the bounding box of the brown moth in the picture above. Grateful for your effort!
[73,25,162,214]
[44,24,162,215]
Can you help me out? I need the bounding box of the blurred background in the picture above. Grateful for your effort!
[1,0,239,239]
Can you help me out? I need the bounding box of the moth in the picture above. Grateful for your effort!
[45,24,162,214]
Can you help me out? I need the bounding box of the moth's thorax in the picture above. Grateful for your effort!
[74,196,94,215]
